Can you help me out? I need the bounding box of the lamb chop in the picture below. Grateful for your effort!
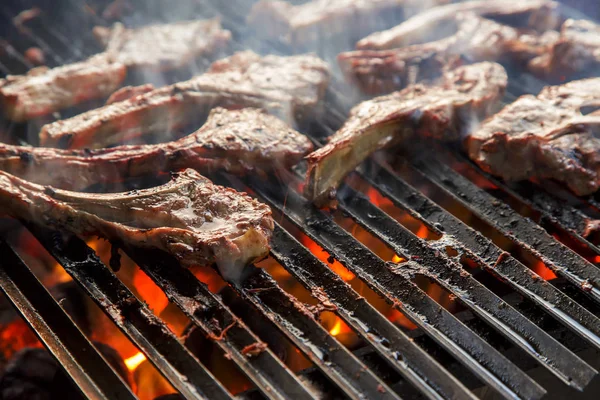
[356,0,560,50]
[93,18,231,71]
[0,54,126,122]
[305,62,507,206]
[529,19,600,82]
[339,0,560,94]
[39,51,330,149]
[0,108,313,191]
[467,77,600,196]
[0,168,273,282]
[247,0,448,51]
[0,18,230,122]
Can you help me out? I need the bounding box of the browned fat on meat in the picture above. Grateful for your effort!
[529,19,600,81]
[39,51,330,149]
[338,0,561,94]
[0,55,126,122]
[0,108,313,190]
[247,0,450,49]
[94,18,231,71]
[0,168,273,282]
[305,62,507,206]
[467,78,600,196]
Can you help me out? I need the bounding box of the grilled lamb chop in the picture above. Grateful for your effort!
[0,108,313,190]
[247,0,448,51]
[467,78,600,196]
[39,51,330,149]
[529,19,600,82]
[94,18,231,71]
[305,62,507,205]
[0,168,273,282]
[0,19,231,122]
[339,0,560,94]
[356,0,560,50]
[0,54,126,122]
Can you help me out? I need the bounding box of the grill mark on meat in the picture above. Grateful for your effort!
[467,78,600,196]
[305,62,507,206]
[339,0,561,94]
[39,51,330,149]
[247,0,450,51]
[0,108,313,191]
[529,19,600,82]
[0,168,273,282]
[0,18,231,122]
[94,18,231,71]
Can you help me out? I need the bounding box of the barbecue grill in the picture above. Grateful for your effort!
[0,0,599,399]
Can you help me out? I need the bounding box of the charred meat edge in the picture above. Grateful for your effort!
[0,107,313,191]
[304,62,507,206]
[0,168,273,282]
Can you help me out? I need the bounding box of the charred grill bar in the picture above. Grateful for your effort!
[0,1,599,400]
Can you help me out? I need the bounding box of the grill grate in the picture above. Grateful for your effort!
[0,1,599,400]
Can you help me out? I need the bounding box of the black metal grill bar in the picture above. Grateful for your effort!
[123,246,318,400]
[412,156,600,304]
[268,223,476,400]
[234,268,400,400]
[337,182,597,390]
[361,164,600,351]
[26,224,233,400]
[0,239,137,400]
[248,177,545,400]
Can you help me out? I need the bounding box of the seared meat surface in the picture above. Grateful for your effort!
[305,62,507,205]
[467,78,600,196]
[339,0,560,94]
[94,18,231,70]
[40,51,330,149]
[0,55,126,122]
[0,168,273,282]
[529,19,600,81]
[0,108,313,190]
[247,0,448,50]
[0,19,230,122]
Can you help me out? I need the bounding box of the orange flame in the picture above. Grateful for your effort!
[300,235,355,281]
[392,254,405,263]
[532,260,557,281]
[329,319,344,336]
[125,352,147,371]
[388,309,417,330]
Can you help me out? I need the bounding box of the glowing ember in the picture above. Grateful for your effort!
[125,352,147,371]
[594,255,600,263]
